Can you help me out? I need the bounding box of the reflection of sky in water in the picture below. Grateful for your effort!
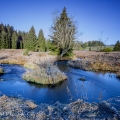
[0,63,120,105]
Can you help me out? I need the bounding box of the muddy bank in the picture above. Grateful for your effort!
[0,95,119,120]
[69,51,120,72]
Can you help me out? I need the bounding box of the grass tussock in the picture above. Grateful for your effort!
[23,60,67,85]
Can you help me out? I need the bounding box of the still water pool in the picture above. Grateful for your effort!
[0,62,120,104]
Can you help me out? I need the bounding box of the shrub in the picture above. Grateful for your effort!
[100,48,112,52]
[113,40,120,51]
[23,49,29,56]
[89,47,91,51]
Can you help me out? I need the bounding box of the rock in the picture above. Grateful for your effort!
[26,101,37,109]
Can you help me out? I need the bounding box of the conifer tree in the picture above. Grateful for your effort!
[113,40,120,51]
[12,31,17,49]
[1,28,7,48]
[28,26,37,51]
[45,39,53,51]
[21,32,27,49]
[0,24,2,49]
[50,7,77,57]
[37,29,46,51]
[17,30,23,49]
[6,24,12,49]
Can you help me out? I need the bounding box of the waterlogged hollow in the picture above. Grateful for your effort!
[0,62,120,104]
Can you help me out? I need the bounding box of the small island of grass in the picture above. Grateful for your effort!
[23,61,67,85]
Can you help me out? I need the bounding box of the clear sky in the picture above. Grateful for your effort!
[0,0,120,44]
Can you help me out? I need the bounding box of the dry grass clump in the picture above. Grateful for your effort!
[38,52,48,57]
[23,60,67,85]
[0,67,4,74]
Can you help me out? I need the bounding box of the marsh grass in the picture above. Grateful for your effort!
[23,59,67,85]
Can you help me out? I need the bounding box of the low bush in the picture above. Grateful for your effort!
[100,48,112,52]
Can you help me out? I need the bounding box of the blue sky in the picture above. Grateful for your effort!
[0,0,120,44]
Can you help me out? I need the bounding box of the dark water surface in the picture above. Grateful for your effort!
[0,62,120,104]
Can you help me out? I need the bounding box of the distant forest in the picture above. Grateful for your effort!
[0,23,47,51]
[0,23,119,52]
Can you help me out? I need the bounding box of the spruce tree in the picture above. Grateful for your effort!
[37,29,46,51]
[50,7,77,57]
[12,31,17,49]
[1,29,7,48]
[6,24,12,49]
[46,39,53,51]
[0,24,2,49]
[28,26,37,51]
[113,40,120,51]
[17,30,23,49]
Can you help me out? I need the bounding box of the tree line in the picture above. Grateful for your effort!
[0,23,47,51]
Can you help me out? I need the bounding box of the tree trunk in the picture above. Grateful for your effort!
[60,49,68,58]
